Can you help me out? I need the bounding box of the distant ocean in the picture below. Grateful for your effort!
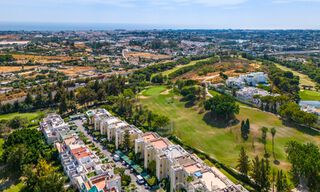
[0,22,177,31]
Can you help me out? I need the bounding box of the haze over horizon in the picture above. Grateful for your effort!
[0,0,320,30]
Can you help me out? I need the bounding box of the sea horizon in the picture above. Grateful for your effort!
[0,22,319,31]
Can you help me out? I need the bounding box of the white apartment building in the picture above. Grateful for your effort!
[88,109,144,149]
[101,118,128,141]
[156,145,188,181]
[86,109,246,192]
[135,132,159,158]
[55,134,121,192]
[115,125,143,149]
[40,113,70,144]
[143,137,172,169]
[86,108,111,125]
[226,77,245,89]
[236,86,279,106]
[134,133,246,192]
[226,72,268,89]
[243,72,267,86]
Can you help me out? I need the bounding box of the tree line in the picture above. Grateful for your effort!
[263,61,300,101]
[1,128,69,192]
[265,56,320,84]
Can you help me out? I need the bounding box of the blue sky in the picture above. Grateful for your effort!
[0,0,320,29]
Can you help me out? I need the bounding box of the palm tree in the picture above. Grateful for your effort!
[271,128,277,159]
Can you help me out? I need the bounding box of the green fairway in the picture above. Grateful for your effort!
[275,64,316,88]
[139,86,320,171]
[299,90,320,101]
[0,111,45,122]
[161,58,210,76]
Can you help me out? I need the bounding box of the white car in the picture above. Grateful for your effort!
[136,175,145,185]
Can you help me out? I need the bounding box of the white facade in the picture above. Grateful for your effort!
[226,72,268,88]
[40,113,69,144]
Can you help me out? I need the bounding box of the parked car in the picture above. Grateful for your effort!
[136,175,145,185]
[113,154,120,162]
[144,184,150,190]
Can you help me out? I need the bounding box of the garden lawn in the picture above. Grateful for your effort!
[139,86,320,171]
[299,90,320,101]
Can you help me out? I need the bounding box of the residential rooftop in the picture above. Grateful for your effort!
[149,138,171,150]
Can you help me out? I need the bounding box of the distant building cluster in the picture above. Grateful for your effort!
[89,108,247,192]
[236,87,279,106]
[226,72,268,89]
[40,113,122,192]
[301,105,320,116]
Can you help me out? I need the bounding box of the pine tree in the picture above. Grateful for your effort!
[24,92,33,105]
[47,91,53,104]
[241,119,250,141]
[251,156,271,192]
[236,147,250,175]
[241,120,245,139]
[261,127,268,155]
[123,129,130,151]
[261,158,271,192]
[271,127,277,159]
[59,95,68,114]
[251,156,262,190]
[147,111,153,128]
[35,93,44,108]
[246,118,250,134]
[276,170,290,192]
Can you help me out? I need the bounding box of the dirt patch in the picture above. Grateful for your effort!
[0,91,26,102]
[3,54,80,64]
[160,89,171,95]
[125,52,171,60]
[176,59,262,83]
[0,35,18,40]
[58,66,95,77]
[138,95,149,99]
[0,66,39,73]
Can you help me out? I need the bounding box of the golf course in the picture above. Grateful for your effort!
[139,85,320,171]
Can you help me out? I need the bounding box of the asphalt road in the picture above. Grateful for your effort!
[73,120,150,192]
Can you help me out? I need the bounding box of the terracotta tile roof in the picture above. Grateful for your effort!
[71,146,91,160]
